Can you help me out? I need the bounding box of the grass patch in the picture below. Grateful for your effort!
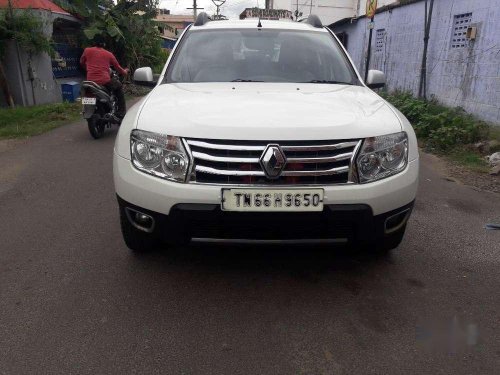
[0,102,81,139]
[447,149,490,173]
[490,127,500,144]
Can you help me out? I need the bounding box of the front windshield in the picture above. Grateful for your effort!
[166,29,358,84]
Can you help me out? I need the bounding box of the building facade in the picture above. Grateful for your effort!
[331,0,500,125]
[239,7,293,20]
[268,0,399,25]
[0,0,82,107]
[270,0,357,24]
[155,13,194,39]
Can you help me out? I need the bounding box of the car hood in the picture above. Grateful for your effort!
[136,83,402,140]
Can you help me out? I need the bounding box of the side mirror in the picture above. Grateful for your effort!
[366,70,386,89]
[133,67,156,87]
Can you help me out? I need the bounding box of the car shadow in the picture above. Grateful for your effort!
[116,240,409,339]
[128,241,396,282]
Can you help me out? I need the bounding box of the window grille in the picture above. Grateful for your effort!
[375,29,385,53]
[451,13,472,49]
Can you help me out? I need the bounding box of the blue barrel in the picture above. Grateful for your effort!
[61,81,81,102]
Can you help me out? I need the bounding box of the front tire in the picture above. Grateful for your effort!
[119,206,159,253]
[87,116,104,139]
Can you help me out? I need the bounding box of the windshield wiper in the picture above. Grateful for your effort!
[231,79,263,82]
[303,80,354,85]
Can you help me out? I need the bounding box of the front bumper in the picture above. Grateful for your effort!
[113,152,419,216]
[117,196,414,244]
[114,151,418,244]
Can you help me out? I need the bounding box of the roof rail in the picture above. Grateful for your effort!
[194,12,210,26]
[305,14,322,28]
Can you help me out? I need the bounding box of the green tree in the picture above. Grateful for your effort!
[67,0,167,72]
[0,2,54,107]
[52,0,114,20]
[83,0,167,72]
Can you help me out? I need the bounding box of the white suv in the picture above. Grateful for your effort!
[113,14,419,253]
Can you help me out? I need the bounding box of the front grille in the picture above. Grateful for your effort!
[185,138,362,185]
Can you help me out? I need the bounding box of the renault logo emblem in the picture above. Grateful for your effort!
[260,144,287,178]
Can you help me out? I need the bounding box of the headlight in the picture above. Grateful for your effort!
[130,130,190,182]
[356,132,408,183]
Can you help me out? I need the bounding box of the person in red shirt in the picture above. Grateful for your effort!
[80,38,129,119]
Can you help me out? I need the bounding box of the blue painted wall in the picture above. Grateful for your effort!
[332,0,500,125]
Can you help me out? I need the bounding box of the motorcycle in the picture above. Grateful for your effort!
[81,69,122,139]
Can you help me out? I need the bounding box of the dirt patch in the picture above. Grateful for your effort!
[0,139,27,155]
[421,151,499,194]
[445,160,499,194]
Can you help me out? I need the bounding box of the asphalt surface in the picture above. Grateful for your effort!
[0,115,499,375]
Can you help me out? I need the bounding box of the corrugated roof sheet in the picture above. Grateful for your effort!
[0,0,70,15]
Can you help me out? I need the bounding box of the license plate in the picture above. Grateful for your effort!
[221,188,324,212]
[82,97,96,105]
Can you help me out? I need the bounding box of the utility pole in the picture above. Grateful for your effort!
[187,0,204,20]
[418,0,435,99]
[293,1,305,20]
[364,17,374,82]
[364,0,377,82]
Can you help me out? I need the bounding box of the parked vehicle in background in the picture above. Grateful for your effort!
[113,14,419,253]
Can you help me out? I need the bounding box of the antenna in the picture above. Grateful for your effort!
[211,0,226,20]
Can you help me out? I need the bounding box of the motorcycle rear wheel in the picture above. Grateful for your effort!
[87,116,105,139]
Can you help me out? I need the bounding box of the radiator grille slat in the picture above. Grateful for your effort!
[187,140,266,151]
[186,138,361,185]
[287,152,353,164]
[281,142,359,152]
[192,151,260,164]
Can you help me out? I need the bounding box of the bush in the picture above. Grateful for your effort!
[381,91,489,151]
[123,83,152,97]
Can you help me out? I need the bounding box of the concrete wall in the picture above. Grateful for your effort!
[332,0,500,125]
[365,0,399,14]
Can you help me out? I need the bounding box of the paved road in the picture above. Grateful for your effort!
[0,116,499,375]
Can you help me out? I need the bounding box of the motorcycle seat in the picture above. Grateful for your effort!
[82,81,108,92]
